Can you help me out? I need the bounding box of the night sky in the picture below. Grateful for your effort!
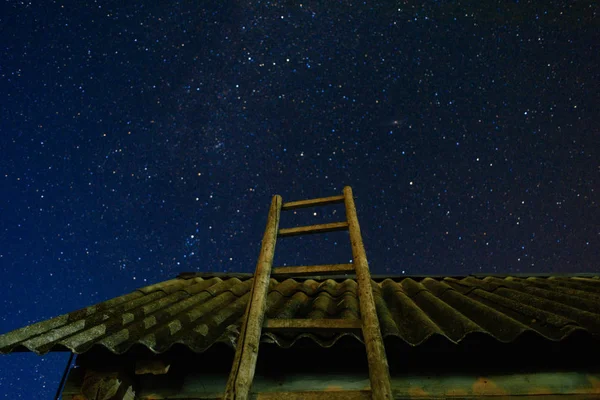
[1,1,598,398]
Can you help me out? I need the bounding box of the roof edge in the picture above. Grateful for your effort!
[177,271,600,281]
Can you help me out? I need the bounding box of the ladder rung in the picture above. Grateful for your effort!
[255,390,372,399]
[282,194,345,211]
[264,318,362,332]
[278,221,349,237]
[272,264,355,277]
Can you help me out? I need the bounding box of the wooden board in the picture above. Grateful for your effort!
[281,194,345,211]
[343,186,393,400]
[278,222,349,237]
[223,195,282,400]
[264,318,362,332]
[271,264,355,277]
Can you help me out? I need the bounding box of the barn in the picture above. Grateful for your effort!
[2,187,599,399]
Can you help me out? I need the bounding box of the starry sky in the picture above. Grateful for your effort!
[1,0,598,398]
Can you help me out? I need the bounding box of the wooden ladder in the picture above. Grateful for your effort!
[224,186,392,400]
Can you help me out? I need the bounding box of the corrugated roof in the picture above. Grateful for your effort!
[2,274,600,356]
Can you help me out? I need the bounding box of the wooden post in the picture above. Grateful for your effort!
[343,186,393,400]
[224,195,282,400]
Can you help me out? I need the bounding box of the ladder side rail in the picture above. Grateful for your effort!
[343,186,393,400]
[224,195,282,400]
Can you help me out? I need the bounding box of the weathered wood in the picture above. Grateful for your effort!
[271,264,355,277]
[136,370,600,399]
[256,391,372,400]
[281,194,345,210]
[224,195,282,400]
[67,362,600,399]
[135,358,171,375]
[62,366,85,398]
[79,369,135,400]
[343,186,392,400]
[278,221,348,237]
[264,318,362,332]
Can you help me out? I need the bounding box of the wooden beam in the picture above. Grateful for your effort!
[281,194,345,210]
[272,264,355,277]
[264,318,362,332]
[224,195,282,400]
[344,186,392,400]
[257,391,372,400]
[278,221,349,237]
[136,370,600,400]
